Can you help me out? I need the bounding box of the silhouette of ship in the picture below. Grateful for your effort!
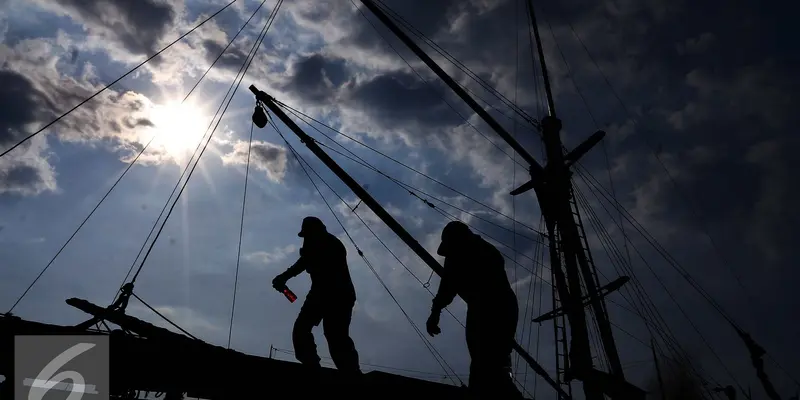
[0,1,789,399]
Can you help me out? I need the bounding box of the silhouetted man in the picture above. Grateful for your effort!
[426,221,522,399]
[272,216,360,374]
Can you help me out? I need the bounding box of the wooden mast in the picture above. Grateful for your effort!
[357,0,642,398]
[524,0,626,385]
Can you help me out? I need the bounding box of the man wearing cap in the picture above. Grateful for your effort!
[272,216,360,374]
[426,221,522,398]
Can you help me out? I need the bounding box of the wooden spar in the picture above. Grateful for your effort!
[525,0,556,118]
[356,0,639,398]
[248,85,571,400]
[359,0,544,178]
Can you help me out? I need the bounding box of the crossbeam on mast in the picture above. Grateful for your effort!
[354,1,641,398]
[249,85,570,400]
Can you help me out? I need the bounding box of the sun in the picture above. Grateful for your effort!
[149,102,209,162]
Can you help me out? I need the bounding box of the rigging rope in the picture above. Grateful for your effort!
[130,291,198,340]
[0,0,240,159]
[575,165,741,329]
[374,0,541,130]
[350,0,526,168]
[272,100,563,393]
[227,121,256,349]
[112,0,274,303]
[555,5,762,333]
[573,181,698,362]
[122,0,283,290]
[511,4,522,369]
[305,134,548,278]
[573,179,739,394]
[271,120,463,385]
[6,0,249,314]
[520,217,545,391]
[535,11,758,374]
[277,133,469,328]
[277,101,546,237]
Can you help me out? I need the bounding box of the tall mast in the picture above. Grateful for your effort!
[526,0,556,117]
[525,0,626,381]
[358,0,642,398]
[248,85,571,399]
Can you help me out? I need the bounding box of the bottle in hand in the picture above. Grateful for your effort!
[282,287,297,303]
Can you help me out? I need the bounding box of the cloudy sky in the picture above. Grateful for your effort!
[1,0,798,398]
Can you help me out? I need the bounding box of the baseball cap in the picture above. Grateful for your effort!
[298,216,326,237]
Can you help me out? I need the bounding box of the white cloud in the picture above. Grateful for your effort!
[244,244,298,268]
[0,136,57,196]
[221,139,288,182]
[127,303,224,342]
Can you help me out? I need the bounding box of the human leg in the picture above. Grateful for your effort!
[322,301,360,373]
[293,299,324,367]
[465,311,522,399]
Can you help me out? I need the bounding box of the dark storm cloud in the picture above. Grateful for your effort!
[46,0,177,56]
[276,52,463,133]
[0,71,47,146]
[0,71,58,195]
[281,53,349,104]
[342,0,461,58]
[221,140,289,182]
[0,39,166,195]
[0,164,48,195]
[295,0,800,390]
[345,70,463,131]
[0,66,152,147]
[201,39,251,71]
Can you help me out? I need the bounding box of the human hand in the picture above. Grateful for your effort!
[426,312,441,337]
[272,275,287,291]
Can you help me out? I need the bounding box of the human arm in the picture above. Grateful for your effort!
[272,247,308,288]
[426,258,458,336]
[431,258,458,313]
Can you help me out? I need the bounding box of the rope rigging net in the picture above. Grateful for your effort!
[3,0,793,398]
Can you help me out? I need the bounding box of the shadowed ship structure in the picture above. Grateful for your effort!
[0,0,793,399]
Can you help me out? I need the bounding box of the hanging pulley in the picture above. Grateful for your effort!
[252,102,269,128]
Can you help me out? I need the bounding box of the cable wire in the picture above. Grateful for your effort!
[276,100,545,236]
[0,0,240,159]
[305,135,549,278]
[130,292,198,340]
[126,0,283,287]
[558,6,760,329]
[227,121,255,349]
[351,0,525,168]
[113,0,273,304]
[272,120,463,385]
[374,0,541,130]
[574,177,738,393]
[7,0,249,314]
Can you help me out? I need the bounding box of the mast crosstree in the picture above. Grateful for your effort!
[355,1,642,398]
[0,0,793,399]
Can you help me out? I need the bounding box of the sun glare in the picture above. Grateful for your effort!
[150,102,209,162]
